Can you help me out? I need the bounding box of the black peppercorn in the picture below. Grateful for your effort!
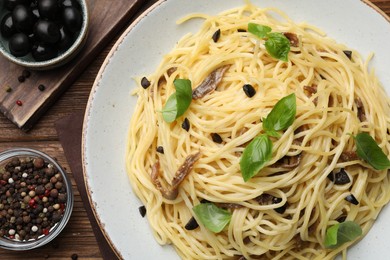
[212,29,221,42]
[141,77,151,89]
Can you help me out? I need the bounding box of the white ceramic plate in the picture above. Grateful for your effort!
[82,0,390,259]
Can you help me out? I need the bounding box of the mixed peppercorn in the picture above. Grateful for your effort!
[0,156,68,242]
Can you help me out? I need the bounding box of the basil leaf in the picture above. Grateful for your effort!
[265,32,291,62]
[263,93,296,137]
[248,23,272,38]
[324,221,362,248]
[193,203,232,233]
[354,133,390,170]
[240,134,273,182]
[162,79,192,123]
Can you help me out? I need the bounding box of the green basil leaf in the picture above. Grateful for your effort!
[263,93,296,136]
[162,94,178,123]
[354,133,390,170]
[240,134,273,182]
[265,32,291,62]
[193,203,232,233]
[248,23,272,38]
[162,79,192,123]
[325,221,362,248]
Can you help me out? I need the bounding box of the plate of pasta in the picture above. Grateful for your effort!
[82,0,390,259]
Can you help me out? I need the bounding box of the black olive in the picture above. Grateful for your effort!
[212,29,221,43]
[181,118,190,132]
[60,0,80,8]
[62,6,82,33]
[327,169,350,185]
[8,32,31,57]
[272,197,288,214]
[243,84,256,98]
[12,4,36,33]
[138,206,146,218]
[141,77,151,89]
[343,50,352,60]
[34,19,60,44]
[345,194,359,205]
[32,43,57,61]
[37,0,60,20]
[4,0,30,11]
[211,133,223,144]
[156,146,164,154]
[57,26,74,51]
[0,13,16,38]
[184,217,199,230]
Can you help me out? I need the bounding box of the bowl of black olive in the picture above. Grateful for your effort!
[0,0,88,70]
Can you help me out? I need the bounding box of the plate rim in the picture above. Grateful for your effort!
[81,0,390,259]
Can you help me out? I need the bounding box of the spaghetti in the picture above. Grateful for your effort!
[126,2,390,259]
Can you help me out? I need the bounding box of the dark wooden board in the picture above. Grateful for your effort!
[0,0,145,131]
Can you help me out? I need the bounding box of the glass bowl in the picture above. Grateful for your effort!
[0,148,74,250]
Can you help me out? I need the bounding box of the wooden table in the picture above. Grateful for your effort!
[0,1,389,259]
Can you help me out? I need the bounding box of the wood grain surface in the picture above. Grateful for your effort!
[0,0,144,131]
[0,0,389,259]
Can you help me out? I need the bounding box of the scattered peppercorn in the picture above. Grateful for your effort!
[141,77,151,89]
[212,29,221,43]
[71,253,78,260]
[38,84,46,91]
[156,146,164,154]
[237,29,247,32]
[138,205,146,217]
[0,156,68,242]
[182,118,190,132]
[18,75,25,83]
[16,100,22,106]
[243,84,256,98]
[211,133,223,144]
[6,87,12,93]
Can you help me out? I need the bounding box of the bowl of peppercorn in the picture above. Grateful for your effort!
[0,0,89,70]
[0,148,73,250]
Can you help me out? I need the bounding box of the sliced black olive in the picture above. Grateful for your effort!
[57,26,74,51]
[141,77,151,89]
[182,118,190,132]
[34,20,60,44]
[62,6,82,33]
[138,205,146,217]
[212,29,221,43]
[156,146,164,154]
[243,84,256,98]
[343,50,352,60]
[38,0,60,20]
[272,197,288,214]
[327,168,350,185]
[345,194,359,205]
[12,4,36,33]
[9,32,31,57]
[32,43,57,61]
[211,133,223,144]
[337,215,347,223]
[184,217,199,230]
[1,13,16,38]
[4,0,30,11]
